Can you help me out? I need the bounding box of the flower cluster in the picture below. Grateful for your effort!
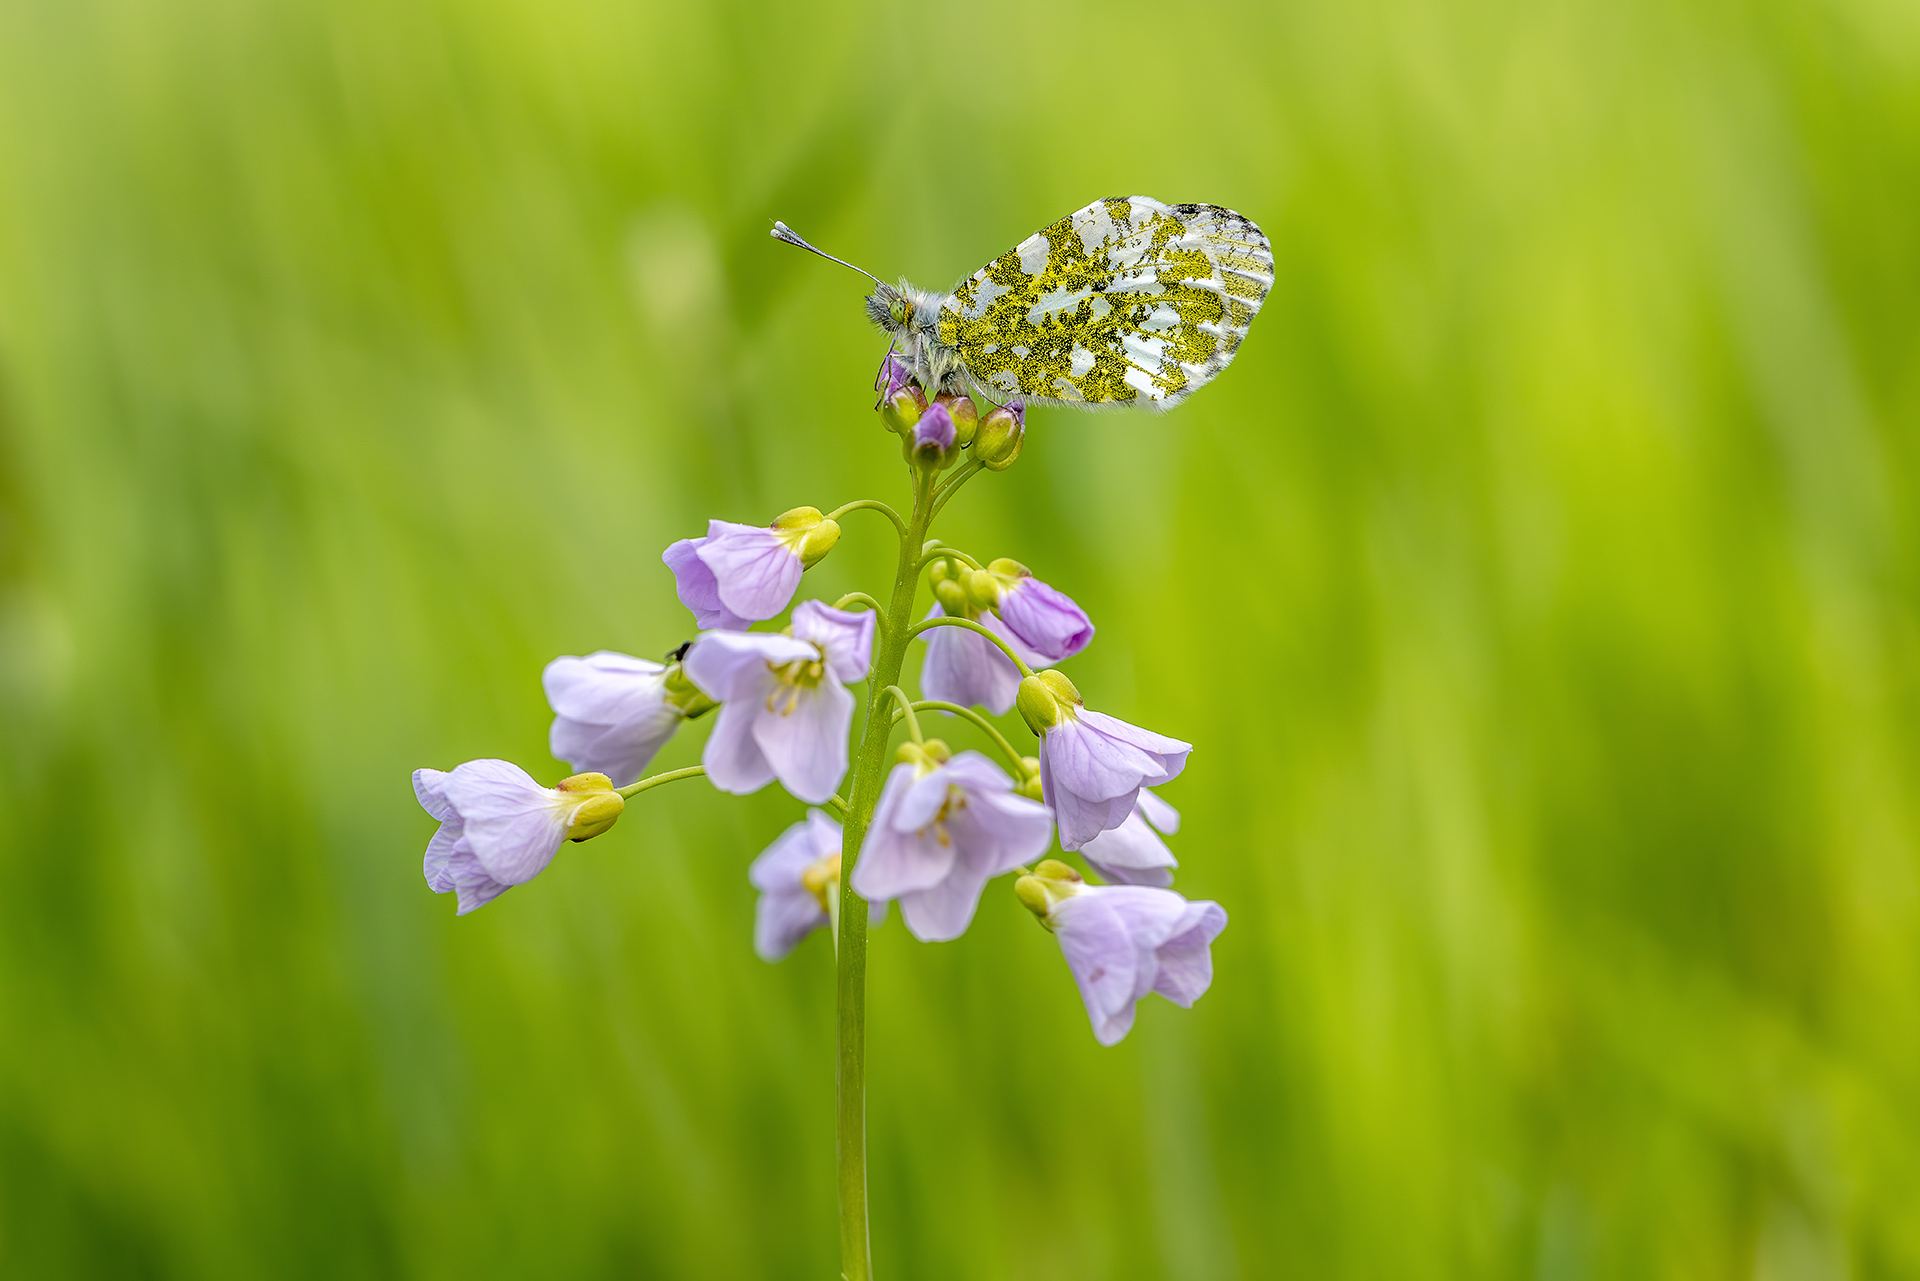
[410,352,1228,1051]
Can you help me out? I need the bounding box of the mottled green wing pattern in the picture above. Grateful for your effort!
[936,196,1272,409]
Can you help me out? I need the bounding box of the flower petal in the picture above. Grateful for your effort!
[702,699,778,796]
[849,766,956,901]
[696,520,805,621]
[793,601,875,683]
[995,577,1094,662]
[753,681,853,804]
[1135,786,1180,835]
[1079,806,1179,883]
[917,604,1022,715]
[1152,900,1227,1007]
[663,537,752,631]
[754,887,827,962]
[413,768,455,822]
[1050,894,1142,1046]
[683,630,815,702]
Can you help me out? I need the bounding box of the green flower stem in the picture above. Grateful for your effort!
[835,465,939,1281]
[903,615,1036,678]
[827,498,908,540]
[879,686,924,744]
[914,544,982,573]
[892,700,1031,775]
[614,765,705,798]
[833,592,887,619]
[930,460,985,518]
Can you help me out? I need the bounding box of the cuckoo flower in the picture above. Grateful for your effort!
[683,601,874,804]
[663,507,841,630]
[1080,787,1181,887]
[1017,670,1191,851]
[543,651,711,787]
[413,760,623,915]
[962,559,1092,663]
[916,603,1046,716]
[749,809,843,962]
[749,810,889,960]
[850,743,1053,942]
[1016,861,1227,1046]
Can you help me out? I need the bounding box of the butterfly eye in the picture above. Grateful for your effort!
[889,297,907,324]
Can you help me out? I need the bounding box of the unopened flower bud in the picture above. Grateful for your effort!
[1015,669,1082,734]
[1014,858,1085,922]
[933,578,971,617]
[906,402,962,470]
[557,772,625,841]
[936,393,979,447]
[895,737,953,771]
[973,401,1025,470]
[661,663,719,719]
[771,506,841,567]
[1015,756,1044,801]
[962,567,1003,613]
[881,388,925,435]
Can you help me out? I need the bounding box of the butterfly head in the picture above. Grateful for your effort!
[864,281,908,334]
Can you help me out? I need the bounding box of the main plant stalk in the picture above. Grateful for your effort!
[834,469,936,1281]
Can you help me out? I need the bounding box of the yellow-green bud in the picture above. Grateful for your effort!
[772,507,841,567]
[1015,669,1082,734]
[1014,858,1084,923]
[974,402,1026,470]
[880,389,924,435]
[558,773,624,841]
[664,664,717,718]
[933,578,971,617]
[937,393,979,447]
[962,567,1003,613]
[1015,756,1044,801]
[896,738,953,770]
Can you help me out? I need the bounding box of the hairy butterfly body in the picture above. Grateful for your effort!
[775,196,1273,411]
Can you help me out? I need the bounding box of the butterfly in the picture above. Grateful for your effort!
[772,196,1272,411]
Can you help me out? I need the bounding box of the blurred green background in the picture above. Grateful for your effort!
[2,0,1917,1276]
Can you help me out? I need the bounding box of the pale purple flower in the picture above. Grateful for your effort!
[1080,787,1180,887]
[1017,671,1191,851]
[916,603,1046,716]
[662,508,840,630]
[413,760,624,915]
[994,575,1093,662]
[849,749,1053,941]
[1036,879,1227,1046]
[682,601,874,804]
[543,651,683,787]
[749,809,842,962]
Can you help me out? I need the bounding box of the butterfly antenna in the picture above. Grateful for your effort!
[770,221,887,288]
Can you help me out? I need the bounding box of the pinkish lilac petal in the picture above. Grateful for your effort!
[543,651,680,787]
[850,766,958,900]
[682,630,816,702]
[1153,900,1227,1006]
[1136,787,1181,835]
[791,601,875,683]
[753,680,854,805]
[1080,789,1180,886]
[437,759,572,884]
[1051,894,1142,1046]
[849,751,1050,942]
[916,604,1023,715]
[663,537,752,631]
[696,519,805,621]
[1039,714,1192,851]
[749,811,841,962]
[995,577,1094,662]
[1049,885,1220,1045]
[876,350,915,400]
[701,698,779,796]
